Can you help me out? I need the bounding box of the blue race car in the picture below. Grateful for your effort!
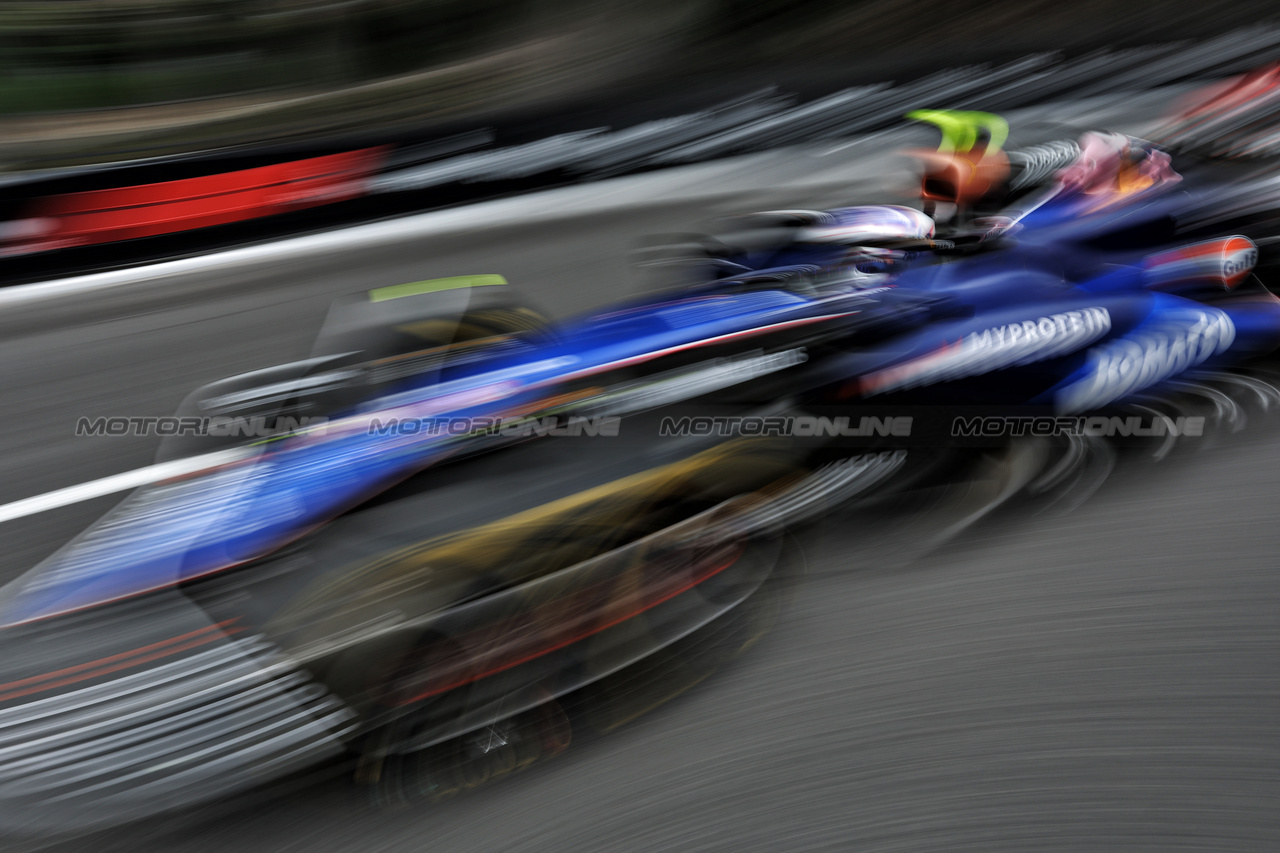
[2,124,1279,834]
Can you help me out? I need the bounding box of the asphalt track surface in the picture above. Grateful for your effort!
[5,91,1280,851]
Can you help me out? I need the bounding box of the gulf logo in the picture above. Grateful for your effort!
[1144,236,1258,290]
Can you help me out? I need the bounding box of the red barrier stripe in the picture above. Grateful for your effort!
[26,147,387,251]
[41,150,381,214]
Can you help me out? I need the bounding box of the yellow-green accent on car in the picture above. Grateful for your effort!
[905,110,1009,155]
[369,274,508,303]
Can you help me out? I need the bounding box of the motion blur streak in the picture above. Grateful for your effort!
[6,5,1280,851]
[0,619,239,704]
[0,633,356,836]
[20,148,387,253]
[392,547,745,704]
[0,448,250,525]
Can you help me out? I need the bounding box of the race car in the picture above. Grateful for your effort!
[0,270,917,833]
[3,113,1280,835]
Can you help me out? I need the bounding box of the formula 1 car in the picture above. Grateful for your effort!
[3,114,1280,836]
[0,272,914,835]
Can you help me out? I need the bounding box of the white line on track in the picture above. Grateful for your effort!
[0,448,249,524]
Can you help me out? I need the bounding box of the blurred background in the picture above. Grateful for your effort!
[4,3,1280,852]
[2,0,1280,281]
[3,0,1280,166]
